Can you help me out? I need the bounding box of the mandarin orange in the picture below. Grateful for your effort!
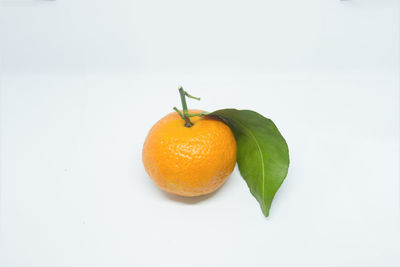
[142,109,237,196]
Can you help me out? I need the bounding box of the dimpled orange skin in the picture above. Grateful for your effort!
[142,110,237,197]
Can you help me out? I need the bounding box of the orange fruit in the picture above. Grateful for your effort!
[142,109,237,197]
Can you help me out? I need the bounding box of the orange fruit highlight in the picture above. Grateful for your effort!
[142,110,237,197]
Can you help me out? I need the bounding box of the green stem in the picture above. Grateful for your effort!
[185,92,200,101]
[187,111,210,117]
[173,107,185,119]
[174,86,204,127]
[178,87,189,116]
[178,87,193,127]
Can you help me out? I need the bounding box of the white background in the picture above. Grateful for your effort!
[0,1,399,266]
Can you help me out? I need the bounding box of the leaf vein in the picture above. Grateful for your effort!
[231,118,266,206]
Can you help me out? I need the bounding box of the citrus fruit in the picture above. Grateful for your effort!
[142,109,237,197]
[142,86,290,217]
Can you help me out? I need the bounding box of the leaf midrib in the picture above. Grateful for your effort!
[231,117,266,207]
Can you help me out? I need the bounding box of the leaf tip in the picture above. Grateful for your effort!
[261,206,270,217]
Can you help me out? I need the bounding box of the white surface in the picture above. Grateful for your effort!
[0,1,399,267]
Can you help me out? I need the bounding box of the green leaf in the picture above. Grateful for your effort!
[209,109,289,217]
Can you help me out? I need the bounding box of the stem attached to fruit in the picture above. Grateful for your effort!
[178,87,193,127]
[173,86,209,127]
